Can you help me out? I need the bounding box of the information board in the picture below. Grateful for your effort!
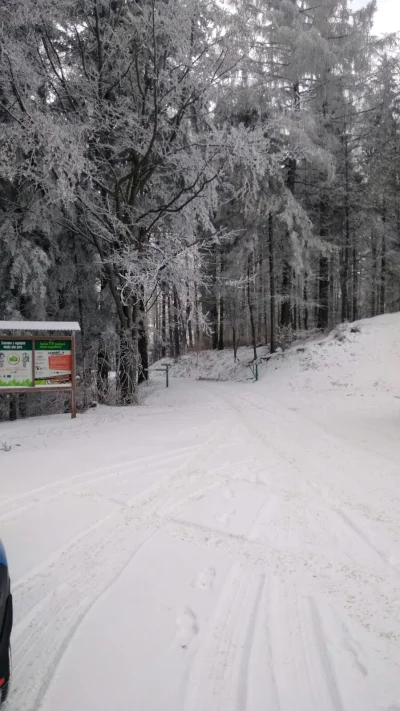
[0,340,33,388]
[35,340,72,387]
[0,326,78,418]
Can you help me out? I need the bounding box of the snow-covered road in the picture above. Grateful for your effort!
[1,367,400,710]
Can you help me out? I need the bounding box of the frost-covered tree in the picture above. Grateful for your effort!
[1,0,400,419]
[1,0,245,403]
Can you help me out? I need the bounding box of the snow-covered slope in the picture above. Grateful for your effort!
[156,344,269,382]
[264,313,400,394]
[159,313,400,394]
[1,313,400,711]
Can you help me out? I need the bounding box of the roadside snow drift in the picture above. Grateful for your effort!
[1,313,400,711]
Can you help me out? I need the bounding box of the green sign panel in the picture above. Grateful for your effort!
[35,340,72,387]
[0,340,32,351]
[0,340,33,387]
[36,340,71,351]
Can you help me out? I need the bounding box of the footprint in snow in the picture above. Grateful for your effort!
[176,607,199,649]
[192,567,216,591]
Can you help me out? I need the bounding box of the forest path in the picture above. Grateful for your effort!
[0,378,399,711]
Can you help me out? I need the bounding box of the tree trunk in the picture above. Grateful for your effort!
[194,283,201,348]
[117,323,138,404]
[137,327,148,383]
[173,287,181,358]
[263,308,268,347]
[259,245,268,345]
[19,393,27,418]
[341,244,350,322]
[268,213,276,354]
[280,259,291,327]
[380,235,386,315]
[161,287,167,358]
[341,133,351,322]
[211,298,218,349]
[291,270,297,331]
[168,293,174,357]
[317,256,329,329]
[318,194,329,330]
[73,233,90,408]
[303,274,309,330]
[154,298,159,361]
[104,263,138,403]
[282,95,298,332]
[352,243,358,322]
[97,346,110,403]
[187,309,193,349]
[186,286,193,349]
[247,259,257,361]
[232,326,238,361]
[371,235,377,317]
[218,296,224,350]
[137,289,149,384]
[9,395,18,422]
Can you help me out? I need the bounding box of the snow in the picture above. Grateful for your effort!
[157,346,267,381]
[2,313,400,711]
[0,321,80,332]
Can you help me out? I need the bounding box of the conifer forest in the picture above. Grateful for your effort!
[1,0,399,411]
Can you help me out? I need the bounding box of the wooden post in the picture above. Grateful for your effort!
[71,333,77,419]
[31,339,36,388]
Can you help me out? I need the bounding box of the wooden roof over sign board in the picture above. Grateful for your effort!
[0,322,80,332]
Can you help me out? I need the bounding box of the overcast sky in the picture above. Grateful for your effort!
[352,0,400,34]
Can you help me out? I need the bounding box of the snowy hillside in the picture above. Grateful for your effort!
[1,313,400,711]
[263,313,400,394]
[158,313,400,394]
[156,345,271,382]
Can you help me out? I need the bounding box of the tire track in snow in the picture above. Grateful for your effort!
[267,579,314,711]
[236,574,266,711]
[13,413,234,607]
[14,414,235,605]
[304,597,345,711]
[171,386,400,652]
[205,387,400,575]
[201,385,307,490]
[223,388,400,565]
[183,563,264,711]
[0,444,200,525]
[11,512,152,711]
[174,386,399,708]
[332,507,400,575]
[266,580,347,711]
[266,575,386,711]
[10,410,236,710]
[164,517,267,564]
[162,512,398,617]
[156,465,236,520]
[12,510,117,594]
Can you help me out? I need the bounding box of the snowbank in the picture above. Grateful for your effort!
[154,313,400,397]
[154,345,270,382]
[264,313,400,396]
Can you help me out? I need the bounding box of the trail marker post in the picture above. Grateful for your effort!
[153,363,169,388]
[248,361,259,382]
